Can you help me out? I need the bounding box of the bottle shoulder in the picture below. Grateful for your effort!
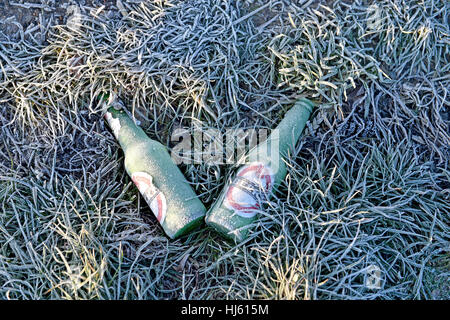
[124,139,165,157]
[123,138,170,170]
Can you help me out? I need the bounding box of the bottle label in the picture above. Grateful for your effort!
[223,162,274,219]
[131,172,167,224]
[104,111,121,139]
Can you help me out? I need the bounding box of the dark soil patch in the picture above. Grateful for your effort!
[0,0,117,41]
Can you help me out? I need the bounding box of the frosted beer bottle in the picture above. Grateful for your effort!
[205,98,314,242]
[102,98,206,239]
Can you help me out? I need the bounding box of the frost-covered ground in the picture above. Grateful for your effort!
[0,0,448,299]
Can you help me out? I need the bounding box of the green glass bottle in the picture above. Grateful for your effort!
[103,98,206,239]
[205,98,315,242]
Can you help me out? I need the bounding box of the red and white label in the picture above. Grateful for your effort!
[223,162,274,219]
[131,172,167,224]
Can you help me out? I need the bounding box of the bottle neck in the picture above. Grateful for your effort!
[248,98,314,163]
[273,98,314,153]
[104,107,148,152]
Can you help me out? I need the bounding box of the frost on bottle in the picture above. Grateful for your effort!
[103,98,206,239]
[205,98,315,243]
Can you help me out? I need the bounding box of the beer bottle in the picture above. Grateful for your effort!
[205,98,315,242]
[102,97,206,239]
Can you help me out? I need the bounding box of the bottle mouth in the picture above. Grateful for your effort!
[97,92,124,110]
[110,100,124,110]
[98,92,109,102]
[100,97,124,111]
[294,97,315,115]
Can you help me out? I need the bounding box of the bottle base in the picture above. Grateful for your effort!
[172,214,205,239]
[205,214,248,243]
